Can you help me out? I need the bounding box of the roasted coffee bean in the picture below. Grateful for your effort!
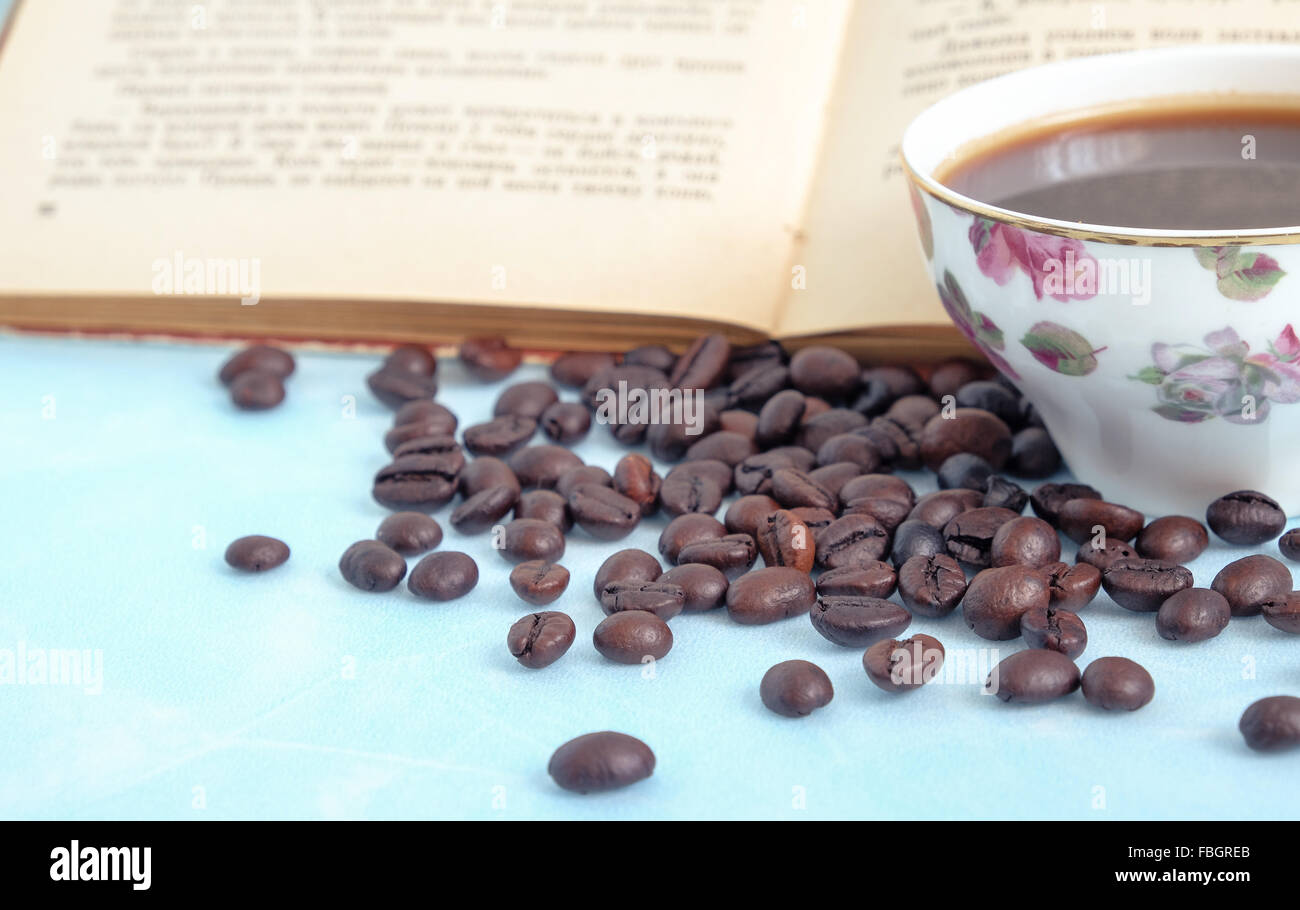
[1008,427,1061,479]
[494,381,558,420]
[1019,606,1087,658]
[897,553,966,617]
[1081,657,1154,711]
[514,489,571,531]
[392,399,457,431]
[1239,696,1300,752]
[386,420,459,454]
[725,494,781,536]
[408,551,478,600]
[225,535,290,572]
[1156,588,1230,642]
[509,561,570,606]
[795,409,868,453]
[815,563,897,599]
[218,344,295,385]
[669,333,731,390]
[592,549,662,602]
[372,454,460,511]
[549,351,616,388]
[375,512,443,555]
[581,363,671,409]
[759,660,834,717]
[986,649,1080,703]
[864,634,945,693]
[841,497,910,534]
[852,377,897,417]
[756,510,815,573]
[765,445,817,473]
[657,472,722,518]
[990,516,1060,569]
[1075,537,1137,570]
[1263,593,1300,634]
[459,335,522,381]
[593,610,673,663]
[918,408,1011,472]
[807,461,863,499]
[1210,554,1292,616]
[507,444,582,489]
[890,520,947,568]
[788,346,859,399]
[729,367,789,411]
[1057,499,1144,544]
[1041,561,1102,611]
[801,397,831,420]
[451,485,520,534]
[392,433,465,462]
[645,403,721,462]
[885,395,940,436]
[1207,490,1286,545]
[955,380,1021,428]
[367,367,438,409]
[725,567,817,625]
[1135,515,1210,562]
[599,581,686,619]
[383,344,436,377]
[1101,558,1194,613]
[815,514,889,569]
[810,595,910,648]
[508,611,576,668]
[1031,482,1102,526]
[458,456,520,498]
[928,358,985,399]
[771,468,836,512]
[684,431,757,467]
[936,453,994,492]
[943,507,1018,567]
[659,563,729,612]
[666,458,733,496]
[864,416,918,469]
[539,401,591,444]
[554,465,612,499]
[229,369,286,411]
[548,731,655,792]
[841,474,915,508]
[755,389,808,448]
[658,513,726,564]
[908,488,983,529]
[983,476,1029,513]
[462,415,537,456]
[1279,528,1300,561]
[789,506,835,535]
[612,454,661,517]
[728,340,787,379]
[816,435,881,473]
[500,518,565,564]
[963,565,1049,640]
[862,365,924,400]
[339,540,407,593]
[623,343,676,372]
[733,452,793,496]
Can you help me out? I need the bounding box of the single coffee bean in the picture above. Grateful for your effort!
[386,421,457,455]
[919,408,1012,472]
[1101,558,1194,613]
[816,434,881,472]
[218,344,295,385]
[983,475,1029,514]
[567,484,641,541]
[937,453,994,492]
[625,343,677,372]
[391,433,465,464]
[928,358,985,399]
[508,445,584,489]
[891,520,947,568]
[990,516,1061,568]
[459,335,522,381]
[789,346,859,399]
[864,634,945,693]
[548,731,655,793]
[1207,490,1286,545]
[658,472,723,518]
[408,551,479,601]
[885,395,940,436]
[599,581,686,619]
[841,497,910,535]
[770,468,836,512]
[1262,593,1300,634]
[755,390,807,448]
[789,506,835,535]
[1019,606,1088,658]
[1057,499,1145,544]
[550,351,617,388]
[897,553,966,617]
[613,454,661,517]
[339,540,407,593]
[1075,537,1137,570]
[810,595,911,648]
[514,489,572,531]
[372,455,460,511]
[375,512,443,555]
[658,563,729,612]
[539,401,591,444]
[862,364,924,399]
[796,408,868,453]
[507,611,576,668]
[815,514,889,569]
[669,333,731,390]
[225,535,290,572]
[1210,554,1292,616]
[728,339,787,379]
[383,344,436,377]
[907,488,983,529]
[725,494,781,536]
[1279,528,1300,561]
[1081,657,1155,711]
[861,416,915,468]
[509,561,570,606]
[666,458,733,496]
[733,452,794,496]
[955,380,1021,428]
[807,462,864,500]
[392,399,457,431]
[1041,561,1102,611]
[1135,515,1210,563]
[500,518,566,564]
[765,445,817,473]
[367,366,438,409]
[554,465,612,500]
[1008,427,1060,478]
[450,485,519,534]
[684,431,757,467]
[943,506,1019,567]
[1239,695,1300,752]
[593,549,662,601]
[1031,482,1102,526]
[462,416,537,457]
[815,562,897,599]
[963,565,1049,640]
[593,610,673,663]
[494,381,558,421]
[756,510,815,573]
[582,362,670,419]
[229,369,286,410]
[646,402,722,462]
[801,396,832,420]
[725,567,818,625]
[676,534,757,579]
[658,513,726,564]
[1156,588,1230,643]
[841,474,915,508]
[759,660,834,717]
[459,456,520,498]
[986,649,1080,703]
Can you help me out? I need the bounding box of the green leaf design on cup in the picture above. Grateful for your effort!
[1020,321,1106,376]
[1195,247,1287,301]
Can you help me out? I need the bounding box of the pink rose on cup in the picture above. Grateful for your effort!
[969,218,1098,302]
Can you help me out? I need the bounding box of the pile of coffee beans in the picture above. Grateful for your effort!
[219,334,1300,795]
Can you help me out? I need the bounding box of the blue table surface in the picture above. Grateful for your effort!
[1,333,1298,820]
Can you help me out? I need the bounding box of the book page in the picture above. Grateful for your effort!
[779,0,1300,340]
[0,0,850,334]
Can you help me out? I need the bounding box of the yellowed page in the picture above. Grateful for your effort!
[780,0,1300,339]
[0,0,851,333]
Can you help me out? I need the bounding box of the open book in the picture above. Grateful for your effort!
[1,0,1296,359]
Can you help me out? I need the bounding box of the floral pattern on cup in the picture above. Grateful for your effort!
[1130,325,1300,424]
[936,270,1020,380]
[969,218,1098,302]
[1194,247,1287,301]
[1020,322,1106,377]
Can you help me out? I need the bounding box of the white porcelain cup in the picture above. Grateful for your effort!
[901,45,1300,516]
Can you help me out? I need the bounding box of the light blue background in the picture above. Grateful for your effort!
[0,334,1298,820]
